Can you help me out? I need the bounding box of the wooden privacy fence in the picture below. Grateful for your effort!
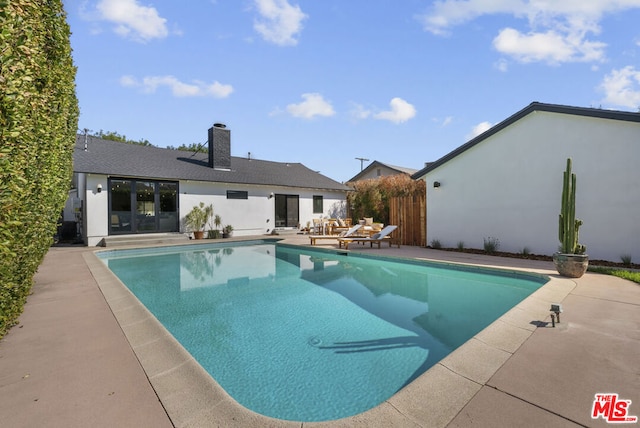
[389,194,426,247]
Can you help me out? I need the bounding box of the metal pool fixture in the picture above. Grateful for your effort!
[550,303,563,326]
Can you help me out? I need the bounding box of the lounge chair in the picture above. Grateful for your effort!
[330,218,352,235]
[338,225,398,250]
[309,224,362,245]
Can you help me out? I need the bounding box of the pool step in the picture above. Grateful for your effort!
[101,233,190,248]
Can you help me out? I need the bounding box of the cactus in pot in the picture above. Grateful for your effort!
[558,158,586,254]
[554,158,588,277]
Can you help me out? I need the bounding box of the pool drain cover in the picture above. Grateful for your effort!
[307,336,323,347]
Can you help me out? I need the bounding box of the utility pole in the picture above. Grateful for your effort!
[355,157,369,171]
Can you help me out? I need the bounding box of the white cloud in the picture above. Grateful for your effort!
[494,58,509,72]
[120,75,233,98]
[418,0,525,36]
[286,93,335,118]
[349,103,372,120]
[95,0,168,42]
[599,66,640,109]
[466,121,493,140]
[374,98,417,124]
[493,27,606,64]
[432,116,454,126]
[253,0,307,46]
[418,0,640,64]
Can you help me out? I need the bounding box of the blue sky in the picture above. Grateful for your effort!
[66,0,640,183]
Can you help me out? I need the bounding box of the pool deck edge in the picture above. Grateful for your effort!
[1,236,638,428]
[83,239,578,427]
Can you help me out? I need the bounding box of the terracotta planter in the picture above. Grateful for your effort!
[193,231,205,240]
[553,253,589,278]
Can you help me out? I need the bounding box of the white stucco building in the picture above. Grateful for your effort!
[67,123,350,246]
[413,102,640,263]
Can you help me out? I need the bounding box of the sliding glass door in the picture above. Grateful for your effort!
[110,179,132,233]
[109,178,178,234]
[274,194,299,228]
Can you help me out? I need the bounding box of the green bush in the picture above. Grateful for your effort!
[347,174,425,224]
[0,0,79,339]
[483,237,500,254]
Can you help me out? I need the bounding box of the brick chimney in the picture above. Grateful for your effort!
[208,123,231,169]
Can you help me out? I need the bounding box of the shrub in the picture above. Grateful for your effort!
[457,241,465,251]
[0,1,79,339]
[483,237,500,254]
[621,254,632,266]
[346,174,425,225]
[430,239,442,249]
[521,246,531,257]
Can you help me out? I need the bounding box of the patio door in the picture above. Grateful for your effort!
[274,194,299,228]
[109,178,178,234]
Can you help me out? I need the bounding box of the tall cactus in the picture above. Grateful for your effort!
[558,158,586,254]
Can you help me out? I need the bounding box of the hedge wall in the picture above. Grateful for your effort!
[0,0,79,338]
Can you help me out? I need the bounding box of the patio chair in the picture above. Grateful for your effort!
[309,224,362,245]
[312,218,323,235]
[338,225,398,250]
[332,218,352,235]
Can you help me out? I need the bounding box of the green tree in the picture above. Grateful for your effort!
[91,129,152,146]
[167,142,205,152]
[347,174,425,224]
[0,0,79,338]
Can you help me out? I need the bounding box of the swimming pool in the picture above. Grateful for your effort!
[98,241,547,422]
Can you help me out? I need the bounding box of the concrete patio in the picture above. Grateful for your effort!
[0,235,638,427]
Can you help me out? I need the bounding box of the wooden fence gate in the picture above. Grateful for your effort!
[389,194,426,247]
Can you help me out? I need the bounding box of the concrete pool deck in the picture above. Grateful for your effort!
[0,235,637,427]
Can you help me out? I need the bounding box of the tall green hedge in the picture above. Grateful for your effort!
[0,0,79,338]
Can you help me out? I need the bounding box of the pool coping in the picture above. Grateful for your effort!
[84,239,576,427]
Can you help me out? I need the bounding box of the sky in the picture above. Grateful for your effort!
[65,0,640,183]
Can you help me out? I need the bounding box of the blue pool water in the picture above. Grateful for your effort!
[98,241,547,422]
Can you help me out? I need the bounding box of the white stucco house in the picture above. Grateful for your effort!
[66,123,350,246]
[347,160,419,182]
[412,102,640,263]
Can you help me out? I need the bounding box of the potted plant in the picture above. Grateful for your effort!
[207,214,222,239]
[222,224,233,238]
[553,158,588,277]
[185,202,212,239]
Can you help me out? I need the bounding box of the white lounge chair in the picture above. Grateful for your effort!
[338,225,398,250]
[309,224,362,245]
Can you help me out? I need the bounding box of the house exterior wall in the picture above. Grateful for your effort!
[422,111,640,262]
[352,165,407,181]
[180,181,346,235]
[85,173,109,245]
[79,174,346,245]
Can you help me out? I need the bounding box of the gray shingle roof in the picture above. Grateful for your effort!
[74,135,350,191]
